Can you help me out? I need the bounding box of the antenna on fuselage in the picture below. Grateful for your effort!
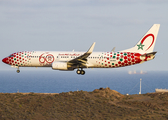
[111,47,116,52]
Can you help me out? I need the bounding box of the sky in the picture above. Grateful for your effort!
[0,0,168,71]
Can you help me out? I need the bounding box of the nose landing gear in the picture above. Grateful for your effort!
[76,69,85,75]
[16,70,20,73]
[16,67,20,73]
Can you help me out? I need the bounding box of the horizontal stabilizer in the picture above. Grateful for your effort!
[141,52,157,57]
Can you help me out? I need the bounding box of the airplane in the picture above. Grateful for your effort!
[2,24,160,75]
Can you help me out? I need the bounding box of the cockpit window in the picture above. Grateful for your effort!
[9,55,14,57]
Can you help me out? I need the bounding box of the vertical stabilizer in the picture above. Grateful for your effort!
[121,24,160,54]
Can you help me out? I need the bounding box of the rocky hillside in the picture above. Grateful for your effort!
[1,87,168,120]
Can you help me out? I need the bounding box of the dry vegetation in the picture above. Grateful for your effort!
[1,88,168,120]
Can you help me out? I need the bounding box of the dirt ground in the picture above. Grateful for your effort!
[1,87,168,120]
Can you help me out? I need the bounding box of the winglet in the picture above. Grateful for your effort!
[87,42,96,53]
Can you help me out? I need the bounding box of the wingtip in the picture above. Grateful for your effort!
[153,24,160,27]
[87,42,96,53]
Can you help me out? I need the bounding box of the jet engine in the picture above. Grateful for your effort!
[52,61,68,70]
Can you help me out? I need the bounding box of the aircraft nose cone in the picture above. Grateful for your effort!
[2,58,8,64]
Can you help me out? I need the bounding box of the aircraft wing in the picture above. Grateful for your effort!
[67,42,95,67]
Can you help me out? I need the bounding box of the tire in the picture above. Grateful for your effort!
[81,70,85,75]
[16,70,20,73]
[76,70,81,74]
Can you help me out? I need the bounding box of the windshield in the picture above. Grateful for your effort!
[9,55,14,57]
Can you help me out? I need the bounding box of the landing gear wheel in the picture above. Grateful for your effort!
[16,70,20,73]
[81,70,85,75]
[76,69,85,75]
[76,70,81,74]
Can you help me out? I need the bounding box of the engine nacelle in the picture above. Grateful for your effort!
[52,61,68,70]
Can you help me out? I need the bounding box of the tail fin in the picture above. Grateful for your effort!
[121,24,160,54]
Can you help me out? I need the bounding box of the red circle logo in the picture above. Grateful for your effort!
[39,53,54,64]
[141,34,155,51]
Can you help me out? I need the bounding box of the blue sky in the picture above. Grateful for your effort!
[0,0,168,71]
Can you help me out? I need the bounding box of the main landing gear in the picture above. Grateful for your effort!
[76,69,85,75]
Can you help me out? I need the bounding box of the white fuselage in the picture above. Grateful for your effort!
[3,51,148,69]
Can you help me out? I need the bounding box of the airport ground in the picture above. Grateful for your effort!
[0,87,168,120]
